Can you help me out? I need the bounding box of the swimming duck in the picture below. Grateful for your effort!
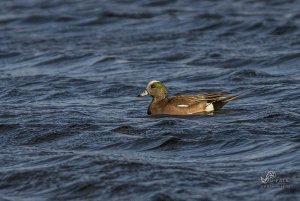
[138,80,237,115]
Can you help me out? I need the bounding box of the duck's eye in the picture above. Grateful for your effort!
[151,84,156,88]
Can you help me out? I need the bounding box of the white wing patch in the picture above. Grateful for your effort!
[177,104,189,108]
[205,103,214,112]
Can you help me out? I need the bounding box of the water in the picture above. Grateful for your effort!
[0,0,300,200]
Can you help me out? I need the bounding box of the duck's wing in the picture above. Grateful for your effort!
[185,92,229,102]
[167,92,238,111]
[167,92,227,106]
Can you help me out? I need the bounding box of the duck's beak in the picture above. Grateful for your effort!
[138,90,148,97]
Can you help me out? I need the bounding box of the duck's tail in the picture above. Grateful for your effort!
[212,95,239,111]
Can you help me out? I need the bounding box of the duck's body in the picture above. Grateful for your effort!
[139,80,237,116]
[147,93,236,115]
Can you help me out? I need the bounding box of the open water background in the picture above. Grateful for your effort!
[0,0,300,200]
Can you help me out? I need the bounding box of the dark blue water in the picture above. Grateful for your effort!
[0,0,300,200]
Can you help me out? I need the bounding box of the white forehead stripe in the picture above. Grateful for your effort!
[147,80,160,88]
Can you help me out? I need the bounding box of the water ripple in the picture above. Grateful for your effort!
[0,0,299,200]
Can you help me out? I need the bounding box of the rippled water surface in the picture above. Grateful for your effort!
[0,0,300,200]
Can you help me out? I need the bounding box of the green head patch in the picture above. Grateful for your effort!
[151,81,168,96]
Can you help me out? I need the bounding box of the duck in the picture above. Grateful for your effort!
[138,80,238,115]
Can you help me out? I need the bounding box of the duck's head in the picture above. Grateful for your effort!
[138,80,168,100]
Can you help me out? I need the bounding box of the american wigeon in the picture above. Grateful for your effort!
[138,80,238,115]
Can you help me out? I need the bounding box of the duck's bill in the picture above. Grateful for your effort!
[138,90,148,97]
